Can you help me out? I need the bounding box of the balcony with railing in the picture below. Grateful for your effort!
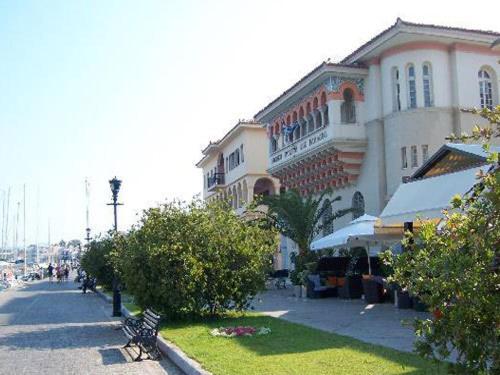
[207,173,225,191]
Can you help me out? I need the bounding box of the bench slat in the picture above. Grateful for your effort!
[144,308,161,320]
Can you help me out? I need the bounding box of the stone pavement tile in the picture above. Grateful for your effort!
[0,277,183,375]
[254,288,428,353]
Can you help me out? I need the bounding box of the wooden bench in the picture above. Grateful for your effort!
[122,308,162,361]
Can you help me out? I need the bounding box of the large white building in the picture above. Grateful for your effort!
[198,19,500,269]
[254,19,500,236]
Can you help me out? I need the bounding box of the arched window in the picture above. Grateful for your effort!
[392,67,401,112]
[407,64,417,109]
[235,149,240,165]
[341,88,356,123]
[352,192,365,220]
[321,199,333,237]
[323,106,329,126]
[422,63,433,107]
[315,110,322,129]
[271,137,277,153]
[307,114,314,133]
[479,69,493,110]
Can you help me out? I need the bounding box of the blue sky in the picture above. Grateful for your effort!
[1,0,499,246]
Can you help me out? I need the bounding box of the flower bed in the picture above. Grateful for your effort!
[210,326,271,337]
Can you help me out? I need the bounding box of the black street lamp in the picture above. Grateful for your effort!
[107,176,123,317]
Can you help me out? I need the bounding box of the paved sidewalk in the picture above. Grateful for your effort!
[0,277,182,375]
[253,288,428,353]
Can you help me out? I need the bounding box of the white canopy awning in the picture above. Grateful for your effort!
[380,166,485,226]
[310,214,378,251]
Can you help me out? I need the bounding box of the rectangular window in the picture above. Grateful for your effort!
[422,145,429,163]
[401,147,408,169]
[411,145,418,167]
[240,145,244,162]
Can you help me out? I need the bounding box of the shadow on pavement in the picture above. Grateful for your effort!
[0,323,124,350]
[99,348,128,365]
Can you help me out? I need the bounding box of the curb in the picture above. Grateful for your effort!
[95,289,212,375]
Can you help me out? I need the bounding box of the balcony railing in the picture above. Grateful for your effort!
[207,173,225,190]
[268,122,366,170]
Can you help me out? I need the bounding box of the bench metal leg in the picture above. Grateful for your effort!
[134,346,143,362]
[123,339,132,349]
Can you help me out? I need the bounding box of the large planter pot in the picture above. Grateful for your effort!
[412,297,428,312]
[338,275,363,299]
[293,285,302,298]
[362,278,384,304]
[396,290,412,309]
[301,285,307,299]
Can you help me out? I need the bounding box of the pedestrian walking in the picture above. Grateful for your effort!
[56,265,62,284]
[64,266,69,282]
[47,263,54,283]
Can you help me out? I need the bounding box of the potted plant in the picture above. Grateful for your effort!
[362,251,386,304]
[395,285,412,309]
[338,252,363,299]
[289,269,303,297]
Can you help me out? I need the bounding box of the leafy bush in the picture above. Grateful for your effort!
[383,107,500,374]
[80,234,115,290]
[115,199,278,319]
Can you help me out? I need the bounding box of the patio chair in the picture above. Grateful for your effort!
[306,274,337,298]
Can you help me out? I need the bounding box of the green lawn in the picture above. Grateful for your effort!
[160,314,446,375]
[123,302,141,316]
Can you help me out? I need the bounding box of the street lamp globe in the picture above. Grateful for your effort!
[109,177,122,198]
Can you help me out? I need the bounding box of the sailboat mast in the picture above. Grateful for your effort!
[36,186,40,264]
[4,188,10,257]
[48,220,51,264]
[23,184,26,276]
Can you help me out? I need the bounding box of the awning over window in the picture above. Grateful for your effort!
[380,166,485,226]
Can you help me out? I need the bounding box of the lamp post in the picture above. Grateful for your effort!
[85,227,91,248]
[107,177,123,317]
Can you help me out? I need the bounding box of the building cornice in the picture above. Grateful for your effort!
[254,63,368,122]
[342,18,500,64]
[196,121,263,168]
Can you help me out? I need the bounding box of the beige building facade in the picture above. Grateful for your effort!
[196,120,280,215]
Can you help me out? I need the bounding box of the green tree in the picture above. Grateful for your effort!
[256,189,349,284]
[257,189,348,256]
[81,235,115,290]
[382,106,500,374]
[115,199,277,319]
